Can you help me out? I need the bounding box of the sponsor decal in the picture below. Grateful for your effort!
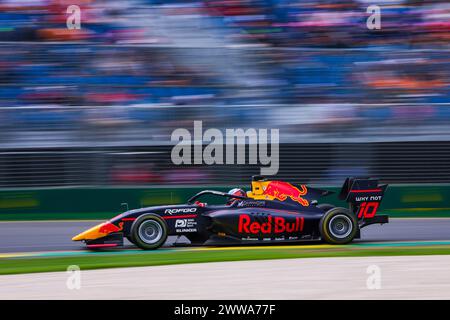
[175,219,187,228]
[355,195,382,202]
[175,218,197,233]
[177,228,197,233]
[165,208,197,215]
[237,200,265,207]
[238,214,304,234]
[241,237,259,241]
[263,181,309,206]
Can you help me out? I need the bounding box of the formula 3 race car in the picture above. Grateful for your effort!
[72,176,388,250]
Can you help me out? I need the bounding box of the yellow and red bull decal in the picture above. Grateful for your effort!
[248,180,309,206]
[72,221,123,241]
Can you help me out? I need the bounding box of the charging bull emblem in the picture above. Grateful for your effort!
[99,222,124,234]
[263,181,309,206]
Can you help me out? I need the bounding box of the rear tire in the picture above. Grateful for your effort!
[131,214,168,250]
[319,207,358,244]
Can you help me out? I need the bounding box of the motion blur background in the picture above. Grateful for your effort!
[0,0,449,218]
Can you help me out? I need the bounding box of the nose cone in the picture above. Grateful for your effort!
[72,221,124,241]
[72,222,106,241]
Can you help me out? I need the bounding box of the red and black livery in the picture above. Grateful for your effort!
[72,176,389,250]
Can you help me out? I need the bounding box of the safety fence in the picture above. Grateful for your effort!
[0,141,450,189]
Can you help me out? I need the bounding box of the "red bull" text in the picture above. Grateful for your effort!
[238,214,304,234]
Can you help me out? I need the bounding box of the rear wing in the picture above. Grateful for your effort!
[339,177,388,221]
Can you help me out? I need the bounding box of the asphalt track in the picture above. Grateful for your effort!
[0,218,450,253]
[3,256,450,299]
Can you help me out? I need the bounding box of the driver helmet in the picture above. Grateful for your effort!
[227,188,246,205]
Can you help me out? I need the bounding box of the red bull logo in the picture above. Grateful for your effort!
[238,214,304,234]
[99,221,124,234]
[263,181,309,206]
[72,221,124,241]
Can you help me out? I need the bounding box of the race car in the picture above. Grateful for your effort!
[72,176,388,250]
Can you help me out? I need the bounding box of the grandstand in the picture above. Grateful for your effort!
[0,0,449,188]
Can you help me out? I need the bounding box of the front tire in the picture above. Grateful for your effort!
[131,214,168,250]
[319,207,358,244]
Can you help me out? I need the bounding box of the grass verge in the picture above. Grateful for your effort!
[2,245,450,275]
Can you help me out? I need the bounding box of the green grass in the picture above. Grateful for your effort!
[2,245,450,275]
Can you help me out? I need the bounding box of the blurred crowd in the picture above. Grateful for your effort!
[0,0,449,187]
[1,0,449,46]
[0,0,449,136]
